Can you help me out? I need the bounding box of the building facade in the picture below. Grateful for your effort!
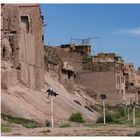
[1,4,44,90]
[80,53,126,105]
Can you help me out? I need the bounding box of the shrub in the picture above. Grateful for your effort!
[69,112,85,123]
[1,114,39,128]
[120,108,125,117]
[96,113,114,123]
[45,120,51,127]
[1,124,12,132]
[23,123,38,128]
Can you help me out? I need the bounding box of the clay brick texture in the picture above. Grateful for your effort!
[1,4,44,91]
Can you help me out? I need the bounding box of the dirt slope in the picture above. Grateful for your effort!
[1,72,98,125]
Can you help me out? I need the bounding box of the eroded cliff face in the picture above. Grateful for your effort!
[1,4,98,124]
[1,4,44,91]
[1,4,45,123]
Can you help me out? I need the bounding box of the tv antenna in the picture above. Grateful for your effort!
[71,37,101,45]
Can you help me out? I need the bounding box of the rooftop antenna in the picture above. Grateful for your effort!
[71,37,101,45]
[70,18,74,44]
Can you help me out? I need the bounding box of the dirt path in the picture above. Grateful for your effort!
[2,124,139,136]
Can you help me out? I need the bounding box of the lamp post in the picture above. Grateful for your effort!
[127,104,130,121]
[100,94,107,124]
[47,87,59,128]
[131,101,136,126]
[50,95,54,128]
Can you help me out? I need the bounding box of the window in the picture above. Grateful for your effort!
[42,35,44,42]
[21,16,29,32]
[116,89,119,94]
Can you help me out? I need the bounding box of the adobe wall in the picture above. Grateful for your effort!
[82,62,116,72]
[55,47,83,72]
[55,48,83,93]
[1,4,44,91]
[75,71,122,105]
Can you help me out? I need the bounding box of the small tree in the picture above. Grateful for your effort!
[69,112,85,123]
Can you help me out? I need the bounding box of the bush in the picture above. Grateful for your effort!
[23,123,38,128]
[45,120,51,127]
[120,108,125,117]
[69,112,85,123]
[96,113,114,123]
[1,124,12,132]
[1,114,39,128]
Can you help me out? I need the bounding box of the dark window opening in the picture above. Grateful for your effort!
[42,35,44,41]
[126,85,128,90]
[131,83,134,86]
[10,31,16,34]
[2,47,6,59]
[21,16,29,32]
[68,72,71,79]
[116,89,119,94]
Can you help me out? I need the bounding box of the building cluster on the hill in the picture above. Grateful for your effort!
[1,4,140,107]
[45,43,140,105]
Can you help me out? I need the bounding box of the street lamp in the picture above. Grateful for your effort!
[126,104,130,121]
[121,100,127,116]
[130,101,137,126]
[47,87,59,128]
[100,94,107,124]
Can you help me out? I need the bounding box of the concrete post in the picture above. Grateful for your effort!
[127,107,130,121]
[133,106,135,126]
[51,96,54,128]
[103,100,106,124]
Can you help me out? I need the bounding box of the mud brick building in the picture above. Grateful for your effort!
[123,63,136,90]
[122,64,140,104]
[77,53,126,105]
[47,43,127,105]
[1,4,44,90]
[135,68,140,104]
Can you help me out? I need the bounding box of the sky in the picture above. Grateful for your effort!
[40,4,140,68]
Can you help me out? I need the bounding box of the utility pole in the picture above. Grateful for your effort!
[133,105,135,125]
[51,96,54,128]
[124,104,126,116]
[103,99,106,124]
[130,101,136,126]
[47,87,59,128]
[100,94,107,125]
[127,106,130,121]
